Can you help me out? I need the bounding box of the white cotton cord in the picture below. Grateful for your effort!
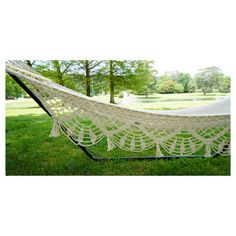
[156,142,164,157]
[107,137,115,151]
[50,121,61,137]
[204,143,212,157]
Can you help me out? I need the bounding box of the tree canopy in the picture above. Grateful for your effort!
[6,61,230,101]
[195,66,224,95]
[158,71,192,93]
[102,60,156,103]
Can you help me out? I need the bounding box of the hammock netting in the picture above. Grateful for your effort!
[6,61,230,158]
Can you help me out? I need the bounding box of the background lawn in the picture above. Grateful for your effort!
[5,93,230,176]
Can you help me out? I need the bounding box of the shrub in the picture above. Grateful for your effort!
[118,92,124,98]
[157,80,184,94]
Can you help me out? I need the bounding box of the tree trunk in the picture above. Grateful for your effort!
[85,60,91,97]
[26,60,32,67]
[109,61,115,104]
[58,73,64,86]
[53,61,64,86]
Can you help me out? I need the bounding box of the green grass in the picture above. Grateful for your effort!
[5,94,230,176]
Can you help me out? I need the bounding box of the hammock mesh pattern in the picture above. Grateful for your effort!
[6,61,230,157]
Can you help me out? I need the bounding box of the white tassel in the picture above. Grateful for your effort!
[107,137,115,151]
[204,143,211,157]
[189,140,196,153]
[156,142,163,157]
[180,141,185,155]
[49,121,60,137]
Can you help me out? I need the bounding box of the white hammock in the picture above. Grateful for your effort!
[6,61,230,158]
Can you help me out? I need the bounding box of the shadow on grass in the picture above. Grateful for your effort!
[6,114,230,176]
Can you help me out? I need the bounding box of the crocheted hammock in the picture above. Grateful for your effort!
[6,61,230,159]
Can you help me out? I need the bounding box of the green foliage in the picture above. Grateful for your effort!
[219,76,231,93]
[105,60,155,90]
[195,66,224,95]
[102,60,156,103]
[186,78,196,93]
[174,82,184,93]
[129,61,157,93]
[137,78,157,97]
[160,71,192,92]
[157,79,184,94]
[175,72,192,92]
[6,74,27,98]
[75,60,104,96]
[6,61,230,102]
[32,60,157,101]
[33,60,76,87]
[129,61,157,96]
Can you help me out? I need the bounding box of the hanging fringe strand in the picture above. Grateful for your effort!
[50,121,60,137]
[107,137,115,151]
[156,142,164,157]
[204,143,211,157]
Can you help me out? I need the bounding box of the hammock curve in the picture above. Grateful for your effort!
[6,61,230,157]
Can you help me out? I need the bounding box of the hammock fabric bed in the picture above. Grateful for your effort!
[6,60,230,160]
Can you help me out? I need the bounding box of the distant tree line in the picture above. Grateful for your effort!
[6,61,231,102]
[156,67,230,95]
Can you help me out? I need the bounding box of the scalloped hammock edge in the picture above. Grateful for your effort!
[6,61,231,158]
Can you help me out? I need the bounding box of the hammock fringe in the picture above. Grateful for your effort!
[156,143,164,157]
[107,137,115,151]
[204,143,211,157]
[50,121,60,137]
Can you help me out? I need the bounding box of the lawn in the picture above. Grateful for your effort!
[5,93,230,176]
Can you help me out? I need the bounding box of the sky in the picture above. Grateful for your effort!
[1,0,235,78]
[148,0,236,78]
[153,28,235,77]
[154,53,234,78]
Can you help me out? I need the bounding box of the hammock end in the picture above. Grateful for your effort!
[50,121,61,137]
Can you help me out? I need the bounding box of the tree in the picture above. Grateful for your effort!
[6,61,36,98]
[129,61,157,96]
[105,60,156,103]
[219,76,231,93]
[33,60,106,95]
[51,60,75,86]
[33,60,76,87]
[136,77,157,98]
[187,79,196,93]
[161,71,192,93]
[25,60,35,67]
[6,74,26,98]
[157,80,184,94]
[156,73,169,88]
[76,60,103,97]
[195,66,224,95]
[108,60,116,103]
[175,72,191,93]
